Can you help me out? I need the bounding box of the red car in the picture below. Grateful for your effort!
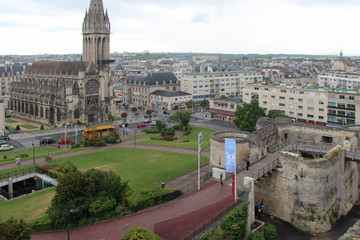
[137,123,147,128]
[58,138,71,144]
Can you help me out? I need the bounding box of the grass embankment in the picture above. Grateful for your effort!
[123,126,215,152]
[0,146,93,166]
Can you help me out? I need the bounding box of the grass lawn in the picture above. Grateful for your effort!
[0,188,55,221]
[51,146,209,191]
[20,124,38,129]
[0,164,37,180]
[5,119,18,123]
[0,146,93,166]
[135,126,215,152]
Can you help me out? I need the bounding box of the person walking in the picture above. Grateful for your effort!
[255,202,260,217]
[260,201,265,216]
[244,158,250,172]
[220,173,223,186]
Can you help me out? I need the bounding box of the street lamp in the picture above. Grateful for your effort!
[67,206,78,240]
[32,142,35,164]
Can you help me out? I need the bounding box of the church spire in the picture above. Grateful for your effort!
[82,0,111,65]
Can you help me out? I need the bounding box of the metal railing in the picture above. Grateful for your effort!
[181,200,241,240]
[250,158,280,183]
[178,172,212,195]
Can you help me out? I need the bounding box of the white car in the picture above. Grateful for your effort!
[150,120,157,126]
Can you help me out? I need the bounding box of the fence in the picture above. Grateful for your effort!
[181,200,241,240]
[178,172,212,195]
[250,159,280,183]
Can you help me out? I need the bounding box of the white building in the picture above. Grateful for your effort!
[243,83,360,126]
[181,71,262,104]
[317,71,360,90]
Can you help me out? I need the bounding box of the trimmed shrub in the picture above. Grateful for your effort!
[120,227,161,240]
[161,127,175,137]
[130,190,182,212]
[160,135,174,141]
[250,231,264,240]
[94,140,107,147]
[40,124,44,130]
[3,155,7,160]
[15,125,21,131]
[184,126,192,136]
[146,109,152,115]
[70,143,82,149]
[263,223,277,240]
[131,107,137,112]
[103,136,117,144]
[121,112,128,118]
[221,202,248,240]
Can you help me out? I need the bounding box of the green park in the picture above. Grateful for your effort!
[0,124,214,230]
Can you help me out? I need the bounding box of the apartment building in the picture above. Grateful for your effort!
[243,84,360,126]
[317,71,360,90]
[181,71,262,104]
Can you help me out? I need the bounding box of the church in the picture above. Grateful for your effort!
[9,0,114,126]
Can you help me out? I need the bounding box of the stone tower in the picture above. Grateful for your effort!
[82,0,111,65]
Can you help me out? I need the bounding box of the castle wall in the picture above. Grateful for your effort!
[254,146,359,233]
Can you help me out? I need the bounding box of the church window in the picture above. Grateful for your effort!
[86,79,100,94]
[74,109,80,119]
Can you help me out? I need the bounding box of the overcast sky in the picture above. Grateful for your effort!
[1,0,359,56]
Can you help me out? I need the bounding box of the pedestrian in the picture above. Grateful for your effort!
[47,151,51,157]
[244,158,250,172]
[255,202,260,216]
[220,173,223,186]
[260,201,265,216]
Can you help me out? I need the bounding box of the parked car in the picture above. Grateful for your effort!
[0,144,14,151]
[0,140,6,145]
[122,102,129,107]
[163,110,170,115]
[150,120,157,126]
[120,122,129,128]
[144,118,153,123]
[138,106,144,110]
[137,123,147,128]
[58,138,71,144]
[0,135,10,141]
[40,138,56,145]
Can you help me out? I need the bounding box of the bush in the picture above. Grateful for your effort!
[94,140,107,147]
[3,155,7,160]
[18,154,29,158]
[221,202,248,240]
[121,112,128,118]
[179,136,189,142]
[40,124,44,130]
[160,135,174,141]
[184,126,192,136]
[131,107,137,112]
[130,190,182,212]
[263,224,277,240]
[250,231,264,240]
[146,109,152,115]
[103,136,117,144]
[120,227,161,240]
[161,127,175,137]
[45,156,52,163]
[15,125,21,131]
[70,143,82,149]
[0,218,31,240]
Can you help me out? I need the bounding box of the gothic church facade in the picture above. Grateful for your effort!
[9,0,113,126]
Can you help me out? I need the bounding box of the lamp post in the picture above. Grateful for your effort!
[32,142,35,164]
[134,129,136,148]
[67,206,78,240]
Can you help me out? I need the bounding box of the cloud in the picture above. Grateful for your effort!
[191,12,209,23]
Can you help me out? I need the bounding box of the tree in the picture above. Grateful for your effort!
[267,110,288,119]
[185,100,194,108]
[0,218,31,240]
[15,125,20,131]
[146,109,152,115]
[121,112,127,118]
[233,100,266,132]
[200,100,209,108]
[170,110,191,126]
[219,95,226,99]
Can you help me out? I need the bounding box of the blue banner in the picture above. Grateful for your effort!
[225,139,236,173]
[75,124,78,136]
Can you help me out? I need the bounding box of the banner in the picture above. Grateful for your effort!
[198,131,203,154]
[65,125,67,135]
[75,124,78,137]
[225,138,236,173]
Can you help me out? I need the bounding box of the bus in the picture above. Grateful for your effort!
[82,125,117,140]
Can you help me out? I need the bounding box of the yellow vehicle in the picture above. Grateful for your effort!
[82,125,117,140]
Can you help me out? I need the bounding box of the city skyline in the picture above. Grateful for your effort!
[1,0,360,56]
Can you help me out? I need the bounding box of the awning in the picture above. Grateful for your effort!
[209,108,234,117]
